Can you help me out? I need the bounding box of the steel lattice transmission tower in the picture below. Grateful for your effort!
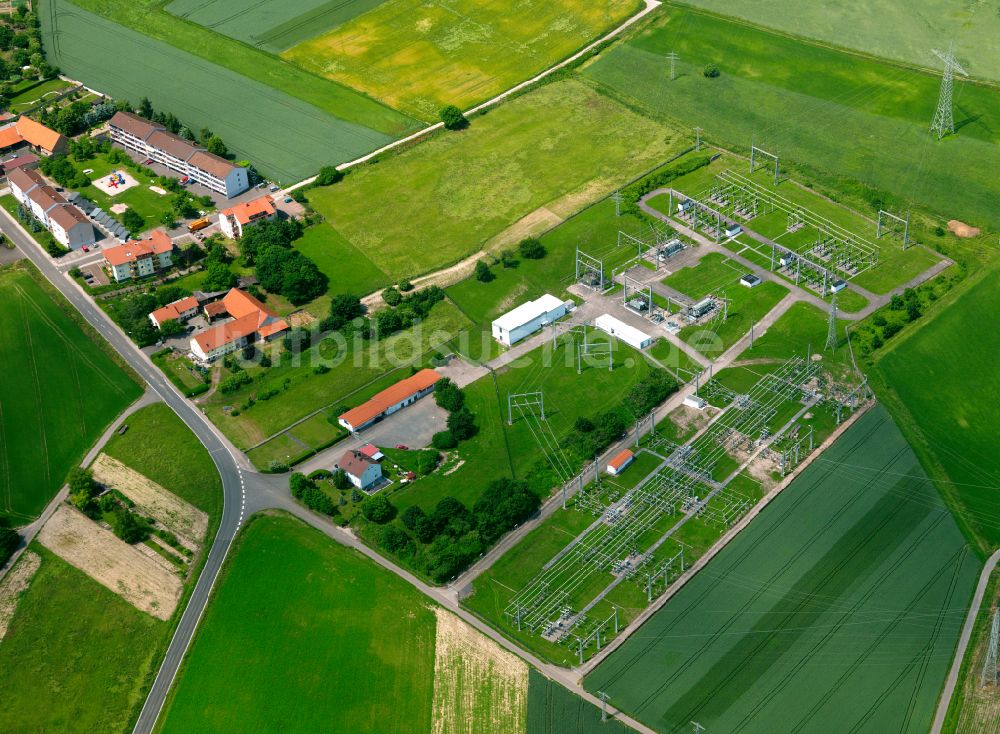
[981,609,999,688]
[825,295,838,352]
[930,42,968,139]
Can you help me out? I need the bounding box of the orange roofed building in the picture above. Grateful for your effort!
[149,296,200,329]
[0,116,68,156]
[103,230,175,282]
[338,369,442,433]
[606,449,634,476]
[218,195,277,239]
[189,288,289,362]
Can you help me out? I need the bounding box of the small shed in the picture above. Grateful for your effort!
[607,449,634,476]
[830,279,847,293]
[740,273,762,288]
[724,223,742,238]
[683,395,707,410]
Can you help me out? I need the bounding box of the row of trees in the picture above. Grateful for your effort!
[289,473,338,516]
[431,377,477,450]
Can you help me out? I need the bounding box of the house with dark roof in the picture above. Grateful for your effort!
[7,166,94,249]
[336,449,383,491]
[107,111,249,198]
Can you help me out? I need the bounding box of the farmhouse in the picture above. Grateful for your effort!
[595,314,653,350]
[0,116,68,156]
[149,296,200,329]
[491,293,567,347]
[108,111,249,198]
[336,449,383,491]
[189,288,289,362]
[338,369,442,433]
[104,231,175,282]
[218,195,277,239]
[607,449,634,476]
[8,167,95,249]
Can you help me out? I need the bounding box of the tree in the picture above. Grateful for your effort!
[205,135,228,157]
[201,262,237,291]
[289,472,315,499]
[499,249,518,269]
[382,286,402,307]
[160,211,178,229]
[361,494,396,524]
[703,64,720,78]
[398,279,413,292]
[315,166,344,186]
[378,524,413,555]
[474,259,494,283]
[332,469,352,490]
[110,505,150,544]
[326,294,364,331]
[473,478,540,544]
[518,237,546,260]
[158,319,186,338]
[447,407,478,441]
[401,505,427,532]
[432,430,457,450]
[138,96,154,119]
[433,377,464,413]
[0,526,18,567]
[121,208,145,234]
[440,105,469,130]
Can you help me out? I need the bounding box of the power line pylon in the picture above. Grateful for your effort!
[666,51,679,81]
[981,608,999,688]
[930,41,969,139]
[825,295,838,352]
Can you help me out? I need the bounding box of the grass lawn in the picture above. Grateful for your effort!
[307,79,684,280]
[165,0,388,52]
[284,0,639,120]
[740,301,855,377]
[0,546,169,732]
[102,402,223,523]
[0,264,141,524]
[158,512,437,733]
[586,406,980,733]
[874,263,1000,551]
[648,338,703,376]
[205,300,472,451]
[152,349,210,395]
[585,7,1000,231]
[42,0,410,181]
[679,279,788,356]
[6,77,73,113]
[662,252,747,300]
[676,0,1000,84]
[292,223,391,296]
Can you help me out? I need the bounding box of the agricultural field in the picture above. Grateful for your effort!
[586,406,980,733]
[165,0,387,52]
[678,0,1000,83]
[584,7,1000,230]
[306,79,684,280]
[102,403,224,527]
[284,0,639,120]
[0,264,141,524]
[40,0,406,181]
[528,670,637,734]
[0,546,169,732]
[875,264,1000,550]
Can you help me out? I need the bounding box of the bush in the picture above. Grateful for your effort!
[361,494,396,524]
[315,165,344,186]
[382,286,402,306]
[121,208,145,233]
[474,259,494,283]
[378,524,414,555]
[473,478,540,544]
[518,237,546,260]
[303,487,337,516]
[332,469,352,490]
[398,279,414,292]
[439,105,469,130]
[109,505,150,544]
[432,430,458,450]
[433,377,464,413]
[289,472,314,499]
[447,407,478,441]
[704,64,720,78]
[0,526,19,567]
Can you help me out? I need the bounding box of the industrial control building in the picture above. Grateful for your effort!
[595,314,654,350]
[491,294,567,347]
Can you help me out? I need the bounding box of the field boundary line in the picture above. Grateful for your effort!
[282,0,664,194]
[577,400,875,675]
[932,546,1000,734]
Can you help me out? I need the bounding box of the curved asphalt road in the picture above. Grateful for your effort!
[0,209,248,734]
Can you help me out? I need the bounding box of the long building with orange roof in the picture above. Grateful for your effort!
[0,116,67,156]
[338,369,442,432]
[189,288,289,362]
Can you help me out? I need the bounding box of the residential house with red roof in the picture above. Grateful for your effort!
[104,230,175,282]
[0,116,68,156]
[189,288,289,362]
[149,296,200,329]
[336,449,383,491]
[218,195,277,239]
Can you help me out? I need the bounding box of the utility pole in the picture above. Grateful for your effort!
[982,609,999,688]
[691,722,706,734]
[930,41,968,139]
[612,190,622,217]
[667,51,679,81]
[599,692,610,722]
[694,126,702,151]
[825,295,838,351]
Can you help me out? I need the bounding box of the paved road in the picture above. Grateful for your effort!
[931,547,1000,734]
[0,208,251,734]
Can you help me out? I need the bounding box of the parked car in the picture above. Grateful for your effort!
[284,196,293,203]
[269,184,279,192]
[81,246,89,252]
[143,159,153,165]
[395,444,409,450]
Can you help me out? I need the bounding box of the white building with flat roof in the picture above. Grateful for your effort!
[491,294,567,347]
[595,314,654,350]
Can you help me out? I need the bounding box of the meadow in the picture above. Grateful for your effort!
[875,264,1000,551]
[292,223,391,297]
[586,407,979,733]
[158,512,436,733]
[584,7,1000,230]
[284,0,639,120]
[103,403,223,525]
[165,0,388,52]
[306,79,684,280]
[0,547,169,732]
[41,0,405,181]
[739,301,855,376]
[0,265,141,523]
[677,0,1000,83]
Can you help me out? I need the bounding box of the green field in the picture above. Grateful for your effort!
[586,406,979,733]
[293,223,391,296]
[678,0,1000,83]
[103,402,223,524]
[165,0,388,52]
[307,79,684,280]
[284,0,639,120]
[0,547,169,732]
[40,0,407,181]
[740,300,854,376]
[0,265,141,523]
[528,670,637,734]
[875,264,1000,551]
[159,513,437,732]
[585,7,1000,230]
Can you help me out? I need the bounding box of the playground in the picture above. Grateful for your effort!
[91,169,139,197]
